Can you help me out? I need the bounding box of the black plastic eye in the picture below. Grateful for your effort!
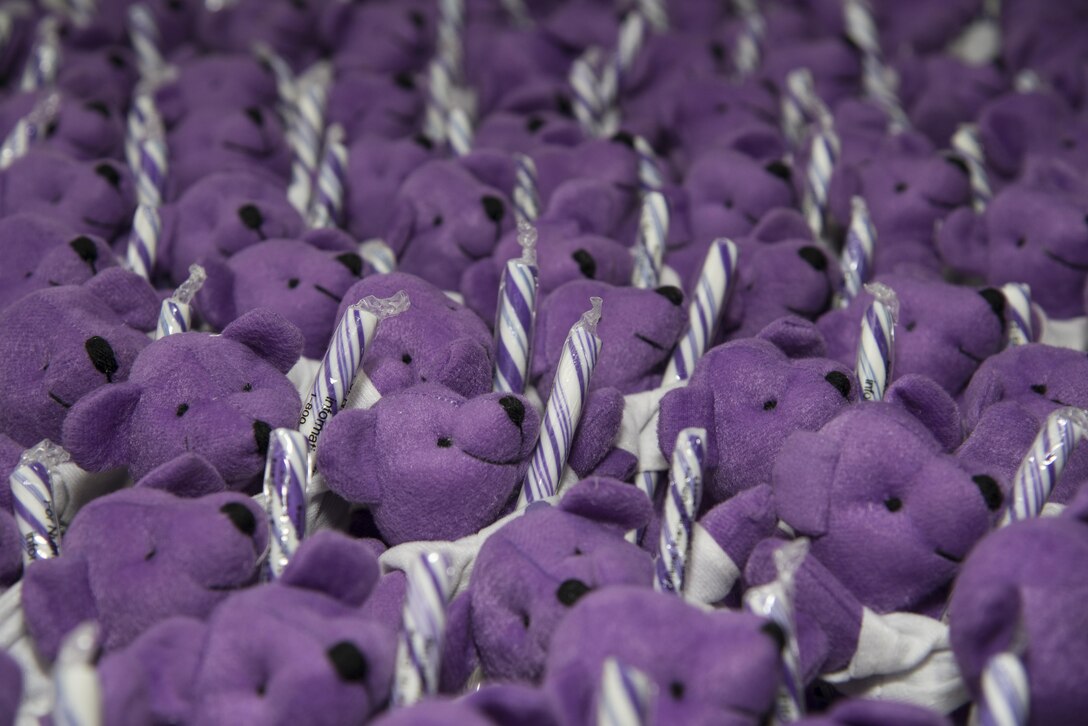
[85,336,119,381]
[336,253,363,276]
[144,548,156,561]
[481,196,505,223]
[556,579,591,606]
[242,383,252,392]
[521,612,530,628]
[905,321,917,332]
[654,286,683,306]
[1031,383,1047,395]
[709,41,725,61]
[84,100,110,117]
[824,371,852,398]
[327,642,369,683]
[972,474,1004,511]
[798,246,828,271]
[287,278,299,289]
[402,354,412,364]
[432,215,443,227]
[894,182,908,193]
[670,681,685,700]
[526,116,545,133]
[978,288,1006,318]
[572,249,597,279]
[763,399,778,411]
[393,72,415,90]
[94,163,122,188]
[176,403,189,417]
[437,436,452,448]
[723,198,734,209]
[885,497,902,512]
[244,106,264,127]
[1015,236,1026,248]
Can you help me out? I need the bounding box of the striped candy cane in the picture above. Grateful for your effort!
[52,621,102,726]
[631,190,669,288]
[286,64,332,218]
[127,4,164,78]
[802,112,840,243]
[300,291,410,451]
[126,204,162,282]
[843,0,909,130]
[519,297,603,504]
[855,282,898,402]
[493,221,539,394]
[633,135,664,191]
[976,652,1030,726]
[132,132,168,208]
[155,264,206,338]
[424,59,453,145]
[358,240,397,274]
[447,106,473,156]
[19,16,60,91]
[309,124,348,229]
[596,658,654,726]
[953,124,992,213]
[635,0,668,31]
[500,0,532,27]
[1000,406,1088,526]
[781,69,827,149]
[733,0,765,78]
[744,538,810,722]
[393,551,453,707]
[0,91,60,170]
[513,153,540,225]
[125,93,163,172]
[263,428,311,578]
[1001,283,1033,347]
[654,428,706,595]
[663,239,738,383]
[838,196,876,306]
[570,49,606,137]
[437,0,465,82]
[10,439,68,563]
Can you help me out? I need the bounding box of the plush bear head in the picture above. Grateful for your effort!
[326,69,424,143]
[0,151,134,243]
[55,45,138,112]
[818,273,1007,396]
[0,268,159,448]
[545,586,781,726]
[62,309,303,490]
[442,478,654,686]
[874,0,983,52]
[963,343,1088,430]
[317,383,539,544]
[158,170,306,286]
[389,158,514,291]
[949,497,1088,726]
[154,53,280,128]
[975,91,1088,185]
[198,232,368,359]
[21,485,268,662]
[895,55,1006,147]
[196,0,335,70]
[100,531,395,725]
[659,319,856,507]
[531,280,686,396]
[0,91,125,161]
[0,213,118,311]
[343,135,433,244]
[324,0,435,75]
[167,104,293,197]
[333,271,494,398]
[761,37,861,111]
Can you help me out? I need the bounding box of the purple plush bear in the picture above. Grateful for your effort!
[0,91,126,162]
[154,53,280,128]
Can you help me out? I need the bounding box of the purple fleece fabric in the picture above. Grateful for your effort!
[0,91,126,161]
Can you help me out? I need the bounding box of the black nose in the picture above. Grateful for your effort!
[481,195,505,223]
[238,204,264,230]
[654,286,683,306]
[978,288,1006,319]
[393,71,415,90]
[253,420,271,457]
[94,163,122,188]
[327,642,369,683]
[798,246,828,271]
[824,371,852,399]
[556,578,591,606]
[610,130,635,147]
[760,621,787,652]
[335,253,363,276]
[243,106,264,127]
[499,396,525,429]
[571,249,597,279]
[84,100,110,117]
[85,336,118,382]
[69,236,98,270]
[972,474,1004,512]
[220,502,257,537]
[765,160,791,181]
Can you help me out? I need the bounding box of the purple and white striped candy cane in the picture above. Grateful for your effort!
[843,0,909,130]
[781,69,826,149]
[519,297,603,505]
[437,0,465,81]
[733,0,765,78]
[654,427,706,595]
[802,111,840,242]
[663,239,738,383]
[448,106,473,156]
[52,621,102,726]
[493,221,539,394]
[155,264,206,339]
[838,195,876,306]
[953,123,992,213]
[300,291,410,451]
[596,658,654,726]
[393,551,453,707]
[513,152,540,225]
[1001,283,1033,347]
[631,190,669,289]
[359,239,397,274]
[19,16,59,91]
[424,59,453,145]
[127,3,164,78]
[125,93,162,172]
[633,134,664,191]
[855,282,898,402]
[309,123,347,229]
[0,91,59,169]
[976,652,1030,726]
[570,49,606,137]
[1000,406,1088,526]
[744,538,809,722]
[286,64,331,219]
[10,439,68,563]
[635,0,668,31]
[132,130,168,208]
[263,428,311,578]
[126,204,161,282]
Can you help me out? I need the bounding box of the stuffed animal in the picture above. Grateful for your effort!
[544,586,782,726]
[818,273,1007,396]
[659,319,856,507]
[54,45,138,112]
[0,268,159,448]
[0,648,21,726]
[21,485,269,662]
[0,91,126,162]
[195,0,336,71]
[157,170,306,286]
[894,54,1006,148]
[98,531,395,726]
[198,232,368,359]
[438,477,654,688]
[316,383,539,544]
[323,0,435,75]
[326,69,424,143]
[0,151,135,244]
[949,490,1088,726]
[0,213,118,311]
[342,136,433,246]
[61,308,303,491]
[372,683,560,726]
[154,53,280,128]
[795,698,952,726]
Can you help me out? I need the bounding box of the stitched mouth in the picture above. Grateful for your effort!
[935,548,962,564]
[313,284,341,302]
[1045,249,1088,271]
[1051,396,1072,407]
[222,140,274,159]
[49,391,71,409]
[957,346,983,364]
[81,216,115,231]
[634,333,666,351]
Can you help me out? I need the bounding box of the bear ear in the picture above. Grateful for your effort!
[558,476,653,533]
[950,579,1022,680]
[885,374,964,452]
[280,531,381,607]
[194,255,236,331]
[546,178,623,237]
[567,387,625,478]
[1020,155,1085,196]
[21,555,97,662]
[757,316,828,358]
[935,207,989,278]
[82,267,160,332]
[772,429,835,537]
[220,308,303,374]
[62,382,141,472]
[658,385,719,470]
[300,227,357,253]
[439,591,480,693]
[748,208,812,243]
[135,453,227,498]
